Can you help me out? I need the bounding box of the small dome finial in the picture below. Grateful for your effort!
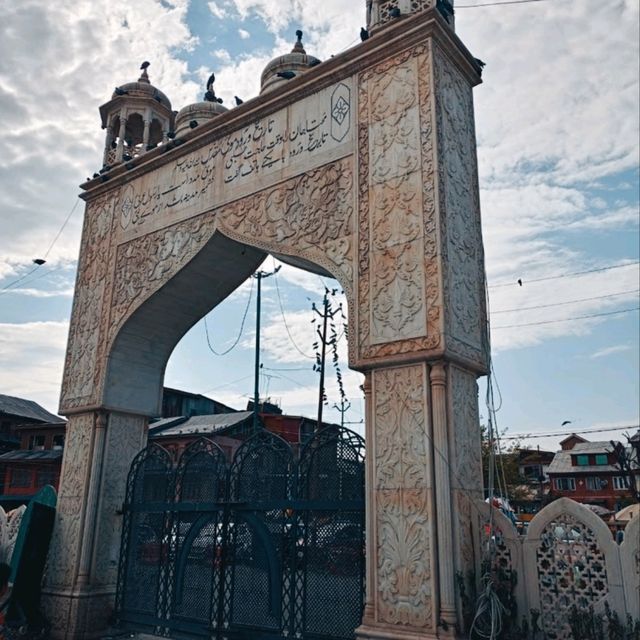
[293,29,305,54]
[203,72,223,104]
[139,60,151,83]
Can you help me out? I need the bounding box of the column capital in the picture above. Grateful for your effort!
[429,361,448,386]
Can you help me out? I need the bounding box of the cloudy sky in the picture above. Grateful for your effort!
[0,0,638,452]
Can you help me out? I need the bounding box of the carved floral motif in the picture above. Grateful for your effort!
[45,413,95,589]
[61,195,117,410]
[106,159,355,350]
[374,366,433,628]
[450,366,482,576]
[434,45,487,367]
[357,44,442,361]
[109,213,217,341]
[218,157,355,293]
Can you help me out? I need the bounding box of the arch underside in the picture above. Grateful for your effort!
[101,157,356,417]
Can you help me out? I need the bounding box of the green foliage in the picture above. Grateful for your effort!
[568,603,640,640]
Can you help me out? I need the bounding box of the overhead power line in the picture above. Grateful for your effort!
[272,265,315,360]
[203,279,254,356]
[502,425,640,440]
[0,199,81,295]
[489,261,640,289]
[491,289,640,314]
[458,0,552,7]
[492,306,639,329]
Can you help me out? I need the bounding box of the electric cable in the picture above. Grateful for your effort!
[489,260,639,289]
[272,266,315,360]
[43,199,80,259]
[502,424,639,440]
[203,278,254,356]
[491,306,639,329]
[490,289,639,314]
[1,198,81,295]
[0,265,42,293]
[458,0,553,7]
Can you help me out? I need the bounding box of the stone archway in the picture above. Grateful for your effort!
[45,8,488,640]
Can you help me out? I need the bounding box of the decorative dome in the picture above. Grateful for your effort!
[111,72,172,111]
[261,30,321,94]
[174,72,229,137]
[99,63,175,167]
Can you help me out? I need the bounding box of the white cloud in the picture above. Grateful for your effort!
[0,287,74,299]
[212,48,232,63]
[208,1,228,19]
[590,344,633,359]
[238,28,250,39]
[0,320,69,412]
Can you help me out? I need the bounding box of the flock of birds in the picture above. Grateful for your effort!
[97,9,485,182]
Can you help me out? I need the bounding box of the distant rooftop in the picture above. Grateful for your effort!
[547,440,628,474]
[0,449,63,462]
[0,394,63,424]
[149,412,254,438]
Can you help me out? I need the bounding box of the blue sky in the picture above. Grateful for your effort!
[0,0,638,452]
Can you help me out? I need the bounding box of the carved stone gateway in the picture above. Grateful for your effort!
[47,5,488,639]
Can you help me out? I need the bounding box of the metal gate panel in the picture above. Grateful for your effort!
[116,443,174,634]
[298,428,366,640]
[116,428,365,640]
[224,431,295,637]
[170,439,228,635]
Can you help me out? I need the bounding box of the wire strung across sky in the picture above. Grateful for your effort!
[0,198,81,294]
[490,288,640,314]
[458,0,555,7]
[489,260,640,289]
[491,306,639,329]
[273,266,315,360]
[203,279,254,356]
[502,425,640,440]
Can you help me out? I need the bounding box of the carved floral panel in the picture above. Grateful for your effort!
[357,44,442,361]
[434,45,486,367]
[44,413,95,589]
[373,365,434,629]
[449,366,482,579]
[60,195,117,410]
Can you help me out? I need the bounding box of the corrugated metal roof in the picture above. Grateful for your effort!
[151,412,254,437]
[547,442,623,474]
[0,394,63,423]
[0,449,63,461]
[570,441,614,454]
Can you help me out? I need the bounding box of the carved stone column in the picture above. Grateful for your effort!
[357,363,438,639]
[430,362,456,630]
[115,111,126,163]
[41,411,146,639]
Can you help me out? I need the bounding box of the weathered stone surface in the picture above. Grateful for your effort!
[52,9,486,639]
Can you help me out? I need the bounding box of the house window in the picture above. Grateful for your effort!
[613,476,629,490]
[595,454,608,465]
[9,469,32,488]
[36,469,56,487]
[554,477,576,491]
[576,455,589,466]
[52,435,65,449]
[587,477,604,491]
[28,435,45,450]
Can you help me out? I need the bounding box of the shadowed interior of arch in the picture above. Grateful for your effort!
[104,232,266,415]
[103,229,351,417]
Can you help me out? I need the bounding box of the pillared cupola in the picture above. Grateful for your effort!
[366,0,455,34]
[99,63,174,167]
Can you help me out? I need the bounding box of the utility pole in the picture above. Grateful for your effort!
[312,289,342,430]
[333,398,351,429]
[252,266,280,430]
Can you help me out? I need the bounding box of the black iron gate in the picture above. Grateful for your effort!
[116,427,365,640]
